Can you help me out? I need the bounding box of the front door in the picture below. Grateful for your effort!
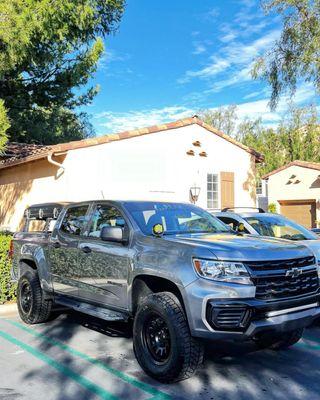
[48,204,90,297]
[77,203,132,310]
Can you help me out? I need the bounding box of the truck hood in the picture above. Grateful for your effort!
[299,240,320,261]
[164,233,314,261]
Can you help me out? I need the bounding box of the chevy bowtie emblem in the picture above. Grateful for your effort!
[285,267,303,278]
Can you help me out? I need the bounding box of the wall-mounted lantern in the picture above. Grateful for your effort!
[190,186,201,204]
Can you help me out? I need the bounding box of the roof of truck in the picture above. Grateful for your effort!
[26,202,71,209]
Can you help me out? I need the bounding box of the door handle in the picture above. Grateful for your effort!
[81,246,92,254]
[52,242,61,249]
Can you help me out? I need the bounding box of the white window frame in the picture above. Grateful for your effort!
[256,180,263,195]
[207,173,219,210]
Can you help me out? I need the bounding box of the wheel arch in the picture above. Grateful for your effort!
[131,274,186,314]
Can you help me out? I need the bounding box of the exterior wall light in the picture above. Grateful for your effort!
[190,186,201,204]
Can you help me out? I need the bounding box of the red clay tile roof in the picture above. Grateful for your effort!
[0,116,264,170]
[0,142,53,169]
[262,160,320,179]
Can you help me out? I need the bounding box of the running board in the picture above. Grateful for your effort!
[55,296,128,322]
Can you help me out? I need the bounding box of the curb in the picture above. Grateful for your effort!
[0,302,17,316]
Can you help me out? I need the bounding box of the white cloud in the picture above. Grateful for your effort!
[192,43,207,55]
[93,85,316,135]
[94,106,194,134]
[232,84,317,125]
[179,30,280,88]
[243,90,268,100]
[98,49,130,70]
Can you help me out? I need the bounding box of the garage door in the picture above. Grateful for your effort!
[280,200,316,229]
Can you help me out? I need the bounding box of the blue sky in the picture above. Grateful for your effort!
[88,0,318,135]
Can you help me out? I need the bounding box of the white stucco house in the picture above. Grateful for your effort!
[263,160,320,229]
[0,116,263,231]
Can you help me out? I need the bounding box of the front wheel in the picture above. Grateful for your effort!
[17,270,52,324]
[133,292,204,383]
[254,328,304,350]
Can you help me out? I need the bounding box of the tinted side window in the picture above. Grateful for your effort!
[60,206,89,236]
[88,205,126,238]
[218,216,250,233]
[218,217,237,229]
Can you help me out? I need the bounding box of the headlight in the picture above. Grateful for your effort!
[193,259,252,285]
[317,261,320,279]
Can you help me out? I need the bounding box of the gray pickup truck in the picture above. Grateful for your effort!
[11,200,320,382]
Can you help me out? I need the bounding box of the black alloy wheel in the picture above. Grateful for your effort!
[143,312,171,364]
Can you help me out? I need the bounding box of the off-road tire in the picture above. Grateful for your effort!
[133,292,204,383]
[255,328,304,350]
[17,270,52,324]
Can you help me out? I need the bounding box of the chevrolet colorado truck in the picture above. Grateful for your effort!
[11,200,320,382]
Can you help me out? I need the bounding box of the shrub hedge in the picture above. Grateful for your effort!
[0,233,16,304]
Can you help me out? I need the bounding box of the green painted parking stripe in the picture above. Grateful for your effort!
[297,341,320,350]
[296,333,320,350]
[0,328,118,400]
[7,320,171,400]
[304,333,320,344]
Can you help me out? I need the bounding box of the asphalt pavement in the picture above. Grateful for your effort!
[1,307,320,400]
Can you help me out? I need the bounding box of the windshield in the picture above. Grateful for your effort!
[123,202,231,236]
[244,214,318,241]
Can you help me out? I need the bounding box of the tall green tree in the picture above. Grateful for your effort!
[278,104,320,162]
[238,118,287,177]
[200,104,320,177]
[0,100,10,151]
[200,105,238,137]
[0,0,125,145]
[253,0,320,108]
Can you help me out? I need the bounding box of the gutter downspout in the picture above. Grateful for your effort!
[47,152,67,178]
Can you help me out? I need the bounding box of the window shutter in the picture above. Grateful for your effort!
[220,172,234,210]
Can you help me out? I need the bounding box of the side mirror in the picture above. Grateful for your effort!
[100,226,127,243]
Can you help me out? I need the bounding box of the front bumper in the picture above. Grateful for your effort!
[183,278,320,340]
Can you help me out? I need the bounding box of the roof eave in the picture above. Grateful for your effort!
[0,116,264,169]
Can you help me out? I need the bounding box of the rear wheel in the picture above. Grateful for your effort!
[17,270,52,324]
[254,328,304,350]
[133,292,204,383]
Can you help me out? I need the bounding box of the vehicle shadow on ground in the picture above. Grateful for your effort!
[21,310,137,400]
[20,311,320,400]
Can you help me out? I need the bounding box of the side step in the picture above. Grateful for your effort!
[55,296,128,322]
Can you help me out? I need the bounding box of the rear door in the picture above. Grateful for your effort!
[49,204,91,297]
[77,203,132,309]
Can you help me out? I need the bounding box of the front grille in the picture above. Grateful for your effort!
[245,256,315,272]
[245,257,319,301]
[253,270,319,300]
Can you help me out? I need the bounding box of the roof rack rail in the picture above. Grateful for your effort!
[221,207,265,213]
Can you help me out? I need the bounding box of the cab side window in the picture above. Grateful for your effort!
[88,205,126,238]
[218,216,250,233]
[218,216,238,230]
[60,206,89,236]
